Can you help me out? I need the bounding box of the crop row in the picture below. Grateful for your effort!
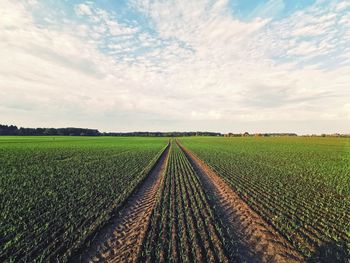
[181,137,350,259]
[139,141,233,262]
[0,137,168,262]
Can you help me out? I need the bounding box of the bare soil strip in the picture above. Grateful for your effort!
[179,142,304,263]
[75,145,170,263]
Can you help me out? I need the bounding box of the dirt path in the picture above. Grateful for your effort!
[179,142,304,263]
[75,145,170,263]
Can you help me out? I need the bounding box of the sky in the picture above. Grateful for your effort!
[1,0,350,134]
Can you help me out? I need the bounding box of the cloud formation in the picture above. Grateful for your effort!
[0,0,349,133]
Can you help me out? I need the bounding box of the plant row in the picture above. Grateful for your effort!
[181,137,350,259]
[0,137,168,262]
[139,141,234,262]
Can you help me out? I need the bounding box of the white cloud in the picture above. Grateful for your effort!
[288,41,319,56]
[75,3,92,16]
[335,1,350,11]
[0,0,350,133]
[0,1,32,28]
[343,103,350,119]
[0,1,152,127]
[75,3,138,37]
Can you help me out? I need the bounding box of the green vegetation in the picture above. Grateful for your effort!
[180,136,350,258]
[140,141,231,262]
[2,135,349,261]
[0,136,168,262]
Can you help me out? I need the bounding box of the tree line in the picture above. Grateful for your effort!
[0,124,100,136]
[0,124,222,137]
[103,131,222,137]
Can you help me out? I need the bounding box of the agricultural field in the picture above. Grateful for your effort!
[139,142,231,262]
[0,136,168,262]
[1,136,349,262]
[180,136,350,260]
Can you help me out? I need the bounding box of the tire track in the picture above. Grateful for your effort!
[73,145,170,263]
[139,141,229,263]
[178,142,304,263]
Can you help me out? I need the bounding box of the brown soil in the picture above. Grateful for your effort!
[75,145,170,263]
[179,142,305,263]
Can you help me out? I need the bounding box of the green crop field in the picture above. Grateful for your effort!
[0,136,168,262]
[1,136,349,262]
[180,136,350,258]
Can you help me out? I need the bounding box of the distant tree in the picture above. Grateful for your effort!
[0,125,18,135]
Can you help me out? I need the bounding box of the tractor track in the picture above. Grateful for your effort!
[178,141,304,263]
[72,144,170,263]
[72,140,305,262]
